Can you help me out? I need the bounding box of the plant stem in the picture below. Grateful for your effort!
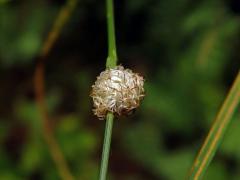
[99,113,114,180]
[106,0,117,68]
[41,0,77,58]
[34,0,77,179]
[99,0,117,179]
[188,70,240,180]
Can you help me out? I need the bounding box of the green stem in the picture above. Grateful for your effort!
[188,70,240,180]
[99,113,114,180]
[99,0,117,179]
[106,0,117,68]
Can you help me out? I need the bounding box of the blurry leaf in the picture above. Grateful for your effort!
[197,83,224,126]
[77,161,98,180]
[220,114,240,157]
[0,173,21,180]
[182,3,221,34]
[158,149,194,180]
[194,16,239,79]
[0,150,22,179]
[19,141,45,173]
[57,115,80,133]
[57,115,97,161]
[123,122,164,166]
[15,100,41,133]
[46,90,62,113]
[143,82,196,130]
[0,2,57,66]
[43,166,59,180]
[60,131,96,160]
[0,0,10,4]
[231,170,240,180]
[126,0,148,12]
[0,150,13,170]
[203,161,228,180]
[16,32,41,60]
[15,93,60,127]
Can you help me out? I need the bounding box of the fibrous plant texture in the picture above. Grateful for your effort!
[91,65,145,120]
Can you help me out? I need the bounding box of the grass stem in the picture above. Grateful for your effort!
[99,113,114,180]
[99,0,117,179]
[34,1,77,179]
[106,0,117,68]
[188,70,240,180]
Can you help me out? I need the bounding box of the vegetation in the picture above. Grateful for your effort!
[0,0,239,179]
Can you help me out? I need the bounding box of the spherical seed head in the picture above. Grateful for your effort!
[90,65,145,120]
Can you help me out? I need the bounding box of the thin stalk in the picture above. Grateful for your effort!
[99,0,117,179]
[99,113,114,180]
[106,0,117,68]
[188,70,240,180]
[34,0,77,179]
[41,0,77,58]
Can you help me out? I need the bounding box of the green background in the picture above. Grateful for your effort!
[0,0,239,179]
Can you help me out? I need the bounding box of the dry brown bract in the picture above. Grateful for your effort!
[90,65,145,120]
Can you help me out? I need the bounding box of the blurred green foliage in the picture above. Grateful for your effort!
[0,0,239,179]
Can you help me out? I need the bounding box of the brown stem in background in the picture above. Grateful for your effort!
[34,0,77,179]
